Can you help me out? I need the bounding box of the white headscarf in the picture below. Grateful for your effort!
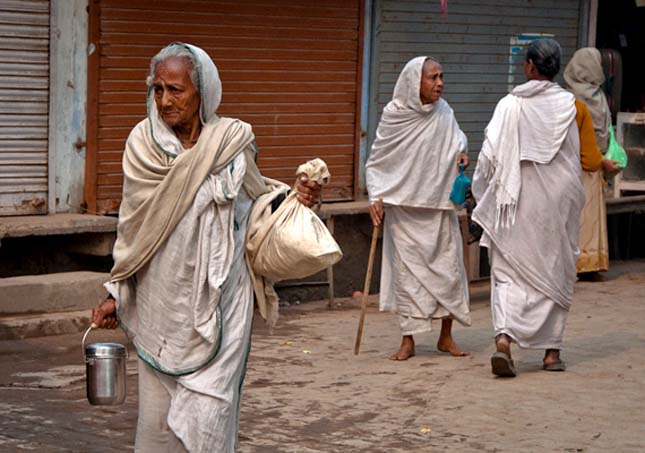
[366,56,467,209]
[147,42,223,157]
[563,47,611,151]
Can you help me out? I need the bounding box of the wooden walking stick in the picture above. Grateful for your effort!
[354,201,382,355]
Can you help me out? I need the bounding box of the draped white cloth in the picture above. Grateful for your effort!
[477,80,577,227]
[129,182,255,453]
[472,79,584,348]
[366,56,468,209]
[489,250,568,349]
[381,206,471,334]
[105,43,283,452]
[366,56,470,333]
[107,152,249,375]
[107,155,256,452]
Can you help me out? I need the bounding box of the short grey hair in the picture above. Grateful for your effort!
[146,43,199,92]
[526,38,562,79]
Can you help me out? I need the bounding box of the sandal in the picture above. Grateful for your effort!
[491,351,517,377]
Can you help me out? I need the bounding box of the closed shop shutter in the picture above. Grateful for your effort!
[0,0,49,216]
[369,0,584,167]
[87,0,362,214]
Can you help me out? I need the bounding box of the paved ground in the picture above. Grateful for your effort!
[1,260,644,452]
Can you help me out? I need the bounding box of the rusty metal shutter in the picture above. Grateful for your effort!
[87,0,362,214]
[0,0,49,216]
[369,0,584,168]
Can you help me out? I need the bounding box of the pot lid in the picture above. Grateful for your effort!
[85,342,127,358]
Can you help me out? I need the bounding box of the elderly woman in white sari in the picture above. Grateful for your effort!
[564,48,621,277]
[366,56,471,361]
[472,39,584,377]
[89,43,320,452]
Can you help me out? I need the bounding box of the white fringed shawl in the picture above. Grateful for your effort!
[478,80,576,228]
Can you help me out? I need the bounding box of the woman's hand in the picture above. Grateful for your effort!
[602,159,621,175]
[91,297,119,329]
[457,152,470,171]
[369,199,384,227]
[294,174,322,208]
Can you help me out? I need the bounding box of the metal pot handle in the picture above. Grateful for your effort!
[81,323,129,359]
[81,324,96,355]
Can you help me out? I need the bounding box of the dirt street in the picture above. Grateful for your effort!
[1,261,644,452]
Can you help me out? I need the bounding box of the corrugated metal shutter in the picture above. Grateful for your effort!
[87,0,362,214]
[369,0,584,169]
[0,0,49,216]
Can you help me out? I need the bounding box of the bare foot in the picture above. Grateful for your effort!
[437,318,469,356]
[437,336,470,356]
[389,335,415,361]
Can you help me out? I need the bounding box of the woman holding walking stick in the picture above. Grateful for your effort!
[364,56,471,361]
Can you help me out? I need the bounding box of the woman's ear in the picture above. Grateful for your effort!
[527,60,538,77]
[524,59,535,79]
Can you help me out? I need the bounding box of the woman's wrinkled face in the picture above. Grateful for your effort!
[152,56,200,130]
[419,60,444,104]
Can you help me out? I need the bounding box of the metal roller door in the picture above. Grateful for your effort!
[86,0,363,214]
[369,0,585,167]
[0,0,49,216]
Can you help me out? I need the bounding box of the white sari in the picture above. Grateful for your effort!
[472,80,584,348]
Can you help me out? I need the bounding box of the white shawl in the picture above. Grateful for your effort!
[107,43,278,372]
[366,56,467,209]
[110,42,268,282]
[479,80,576,227]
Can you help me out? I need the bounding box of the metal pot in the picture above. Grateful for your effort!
[82,325,128,406]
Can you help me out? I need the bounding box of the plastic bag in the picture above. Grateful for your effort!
[605,125,628,169]
[449,163,471,206]
[247,158,342,281]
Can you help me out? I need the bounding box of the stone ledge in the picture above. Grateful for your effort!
[606,194,645,215]
[0,310,91,341]
[0,213,117,239]
[0,272,109,315]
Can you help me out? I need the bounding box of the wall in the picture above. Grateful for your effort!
[48,0,88,213]
[368,0,586,173]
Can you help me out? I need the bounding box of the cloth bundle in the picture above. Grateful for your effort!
[247,158,342,281]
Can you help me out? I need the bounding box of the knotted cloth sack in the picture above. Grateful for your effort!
[247,158,342,281]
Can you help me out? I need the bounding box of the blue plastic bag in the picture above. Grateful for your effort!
[449,163,471,206]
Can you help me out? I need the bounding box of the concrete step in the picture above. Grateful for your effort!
[0,309,90,341]
[0,271,109,340]
[0,271,109,315]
